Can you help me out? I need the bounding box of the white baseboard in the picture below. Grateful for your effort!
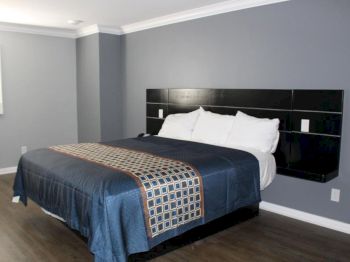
[260,201,350,234]
[0,166,17,175]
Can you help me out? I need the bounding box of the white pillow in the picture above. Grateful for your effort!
[191,110,235,145]
[226,111,280,153]
[158,107,204,140]
[236,111,280,152]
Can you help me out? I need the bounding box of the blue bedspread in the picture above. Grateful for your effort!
[13,136,260,261]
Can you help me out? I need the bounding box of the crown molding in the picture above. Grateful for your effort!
[120,0,289,34]
[76,24,99,38]
[0,22,76,38]
[76,24,123,38]
[0,0,288,38]
[98,25,123,36]
[0,22,122,39]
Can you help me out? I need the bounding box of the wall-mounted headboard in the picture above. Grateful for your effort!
[146,89,344,183]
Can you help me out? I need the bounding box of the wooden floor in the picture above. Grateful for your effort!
[1,174,350,262]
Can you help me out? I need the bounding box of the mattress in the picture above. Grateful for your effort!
[156,135,276,190]
[227,145,276,190]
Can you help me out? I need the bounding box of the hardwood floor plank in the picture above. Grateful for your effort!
[1,174,350,262]
[0,174,93,262]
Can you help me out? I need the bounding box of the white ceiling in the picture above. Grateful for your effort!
[0,0,289,37]
[0,0,230,29]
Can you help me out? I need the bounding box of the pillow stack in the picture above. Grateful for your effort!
[226,111,280,153]
[158,107,280,154]
[191,110,235,145]
[158,107,204,140]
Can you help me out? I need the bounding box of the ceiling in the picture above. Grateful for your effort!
[0,0,232,29]
[0,0,289,36]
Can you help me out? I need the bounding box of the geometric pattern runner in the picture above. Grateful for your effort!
[50,143,203,238]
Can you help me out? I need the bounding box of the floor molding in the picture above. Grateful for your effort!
[260,201,350,234]
[0,166,17,175]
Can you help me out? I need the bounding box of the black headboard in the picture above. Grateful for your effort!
[146,89,344,183]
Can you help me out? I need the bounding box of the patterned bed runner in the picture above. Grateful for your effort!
[50,143,204,238]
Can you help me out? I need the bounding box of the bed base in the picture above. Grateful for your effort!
[67,204,259,260]
[128,203,259,261]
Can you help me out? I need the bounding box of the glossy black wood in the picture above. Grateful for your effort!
[292,112,342,136]
[169,89,212,105]
[169,89,292,109]
[274,132,291,168]
[147,89,168,103]
[289,133,340,182]
[289,133,341,174]
[293,90,343,112]
[147,103,168,119]
[146,118,164,135]
[276,167,338,182]
[146,89,344,182]
[168,104,202,114]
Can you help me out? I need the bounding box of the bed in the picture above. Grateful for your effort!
[14,136,263,261]
[13,88,342,261]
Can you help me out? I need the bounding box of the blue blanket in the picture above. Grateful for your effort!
[13,136,260,261]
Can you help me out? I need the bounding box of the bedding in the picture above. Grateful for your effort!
[227,111,280,153]
[158,107,203,140]
[236,111,280,153]
[155,136,275,190]
[13,136,260,262]
[226,145,276,190]
[191,110,235,145]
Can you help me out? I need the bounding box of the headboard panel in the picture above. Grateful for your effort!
[146,89,344,182]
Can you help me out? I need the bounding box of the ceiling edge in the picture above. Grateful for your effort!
[0,0,289,38]
[0,22,76,38]
[120,0,289,34]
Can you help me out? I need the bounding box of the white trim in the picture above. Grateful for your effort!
[260,201,350,234]
[0,166,17,175]
[0,22,76,38]
[0,0,289,38]
[0,46,3,115]
[120,0,289,34]
[98,25,123,36]
[0,22,123,39]
[76,24,122,38]
[76,24,99,38]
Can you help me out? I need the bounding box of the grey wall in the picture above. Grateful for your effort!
[99,33,123,141]
[121,0,350,223]
[0,31,77,168]
[76,33,122,142]
[76,34,101,142]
